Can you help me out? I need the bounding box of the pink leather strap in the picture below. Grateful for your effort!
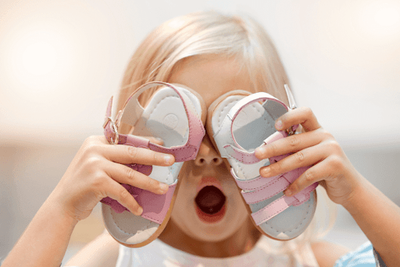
[251,183,317,225]
[226,128,316,225]
[101,82,205,224]
[241,176,289,204]
[240,166,309,204]
[103,82,205,162]
[101,183,177,224]
[224,131,288,164]
[232,169,281,191]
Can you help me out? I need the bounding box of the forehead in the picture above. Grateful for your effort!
[168,55,256,108]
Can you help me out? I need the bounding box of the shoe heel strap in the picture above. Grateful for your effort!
[103,82,205,161]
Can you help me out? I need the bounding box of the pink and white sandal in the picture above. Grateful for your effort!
[101,82,205,247]
[207,86,318,240]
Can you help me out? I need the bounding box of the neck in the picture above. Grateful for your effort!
[159,217,261,258]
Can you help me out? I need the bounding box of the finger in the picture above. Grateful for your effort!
[104,161,169,195]
[283,159,334,197]
[275,107,321,132]
[103,145,175,166]
[259,143,328,178]
[104,179,143,215]
[255,128,327,160]
[143,136,164,145]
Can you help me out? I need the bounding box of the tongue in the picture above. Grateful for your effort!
[195,186,226,214]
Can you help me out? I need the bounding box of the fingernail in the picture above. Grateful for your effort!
[261,167,270,177]
[159,183,169,192]
[255,146,266,156]
[164,155,173,165]
[136,206,143,215]
[285,188,293,196]
[275,120,283,130]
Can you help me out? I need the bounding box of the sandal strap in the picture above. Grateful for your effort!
[242,176,289,204]
[251,183,317,225]
[104,82,205,162]
[227,92,288,124]
[215,92,298,163]
[232,168,282,191]
[102,82,205,223]
[223,131,288,164]
[241,166,309,204]
[101,182,177,224]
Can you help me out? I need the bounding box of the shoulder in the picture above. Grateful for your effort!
[311,241,350,267]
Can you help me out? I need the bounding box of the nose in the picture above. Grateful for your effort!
[194,135,223,166]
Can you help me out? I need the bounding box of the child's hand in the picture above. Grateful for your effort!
[50,136,175,222]
[254,107,363,206]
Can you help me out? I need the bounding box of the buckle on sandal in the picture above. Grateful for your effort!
[103,117,120,145]
[284,84,297,110]
[284,84,297,136]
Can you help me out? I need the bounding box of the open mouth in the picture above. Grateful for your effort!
[195,185,226,223]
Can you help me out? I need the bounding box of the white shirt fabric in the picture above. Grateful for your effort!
[115,236,319,267]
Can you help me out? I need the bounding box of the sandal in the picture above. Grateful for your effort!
[101,82,206,247]
[206,86,318,240]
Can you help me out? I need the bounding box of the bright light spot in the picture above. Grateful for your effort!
[374,7,400,27]
[21,40,57,75]
[7,28,74,89]
[359,1,400,38]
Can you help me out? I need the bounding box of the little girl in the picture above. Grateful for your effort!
[3,11,400,267]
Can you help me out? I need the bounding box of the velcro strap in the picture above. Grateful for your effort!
[241,176,290,204]
[251,183,317,225]
[251,195,297,225]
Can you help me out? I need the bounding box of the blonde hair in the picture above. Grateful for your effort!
[117,10,336,258]
[117,11,290,111]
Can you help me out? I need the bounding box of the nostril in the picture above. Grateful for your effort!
[195,156,222,166]
[213,157,222,165]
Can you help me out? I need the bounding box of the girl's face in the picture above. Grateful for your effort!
[163,55,259,244]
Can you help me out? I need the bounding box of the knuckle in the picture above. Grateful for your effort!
[319,129,334,139]
[304,169,315,183]
[84,136,99,148]
[295,151,305,163]
[268,142,278,154]
[90,173,106,189]
[146,177,157,189]
[84,156,103,172]
[328,155,343,169]
[127,146,139,160]
[270,162,281,174]
[119,187,131,201]
[81,137,102,157]
[153,152,160,163]
[86,156,102,170]
[125,167,137,181]
[289,135,300,148]
[84,135,97,144]
[326,140,342,154]
[303,106,313,116]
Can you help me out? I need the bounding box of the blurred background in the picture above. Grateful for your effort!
[1,0,400,263]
